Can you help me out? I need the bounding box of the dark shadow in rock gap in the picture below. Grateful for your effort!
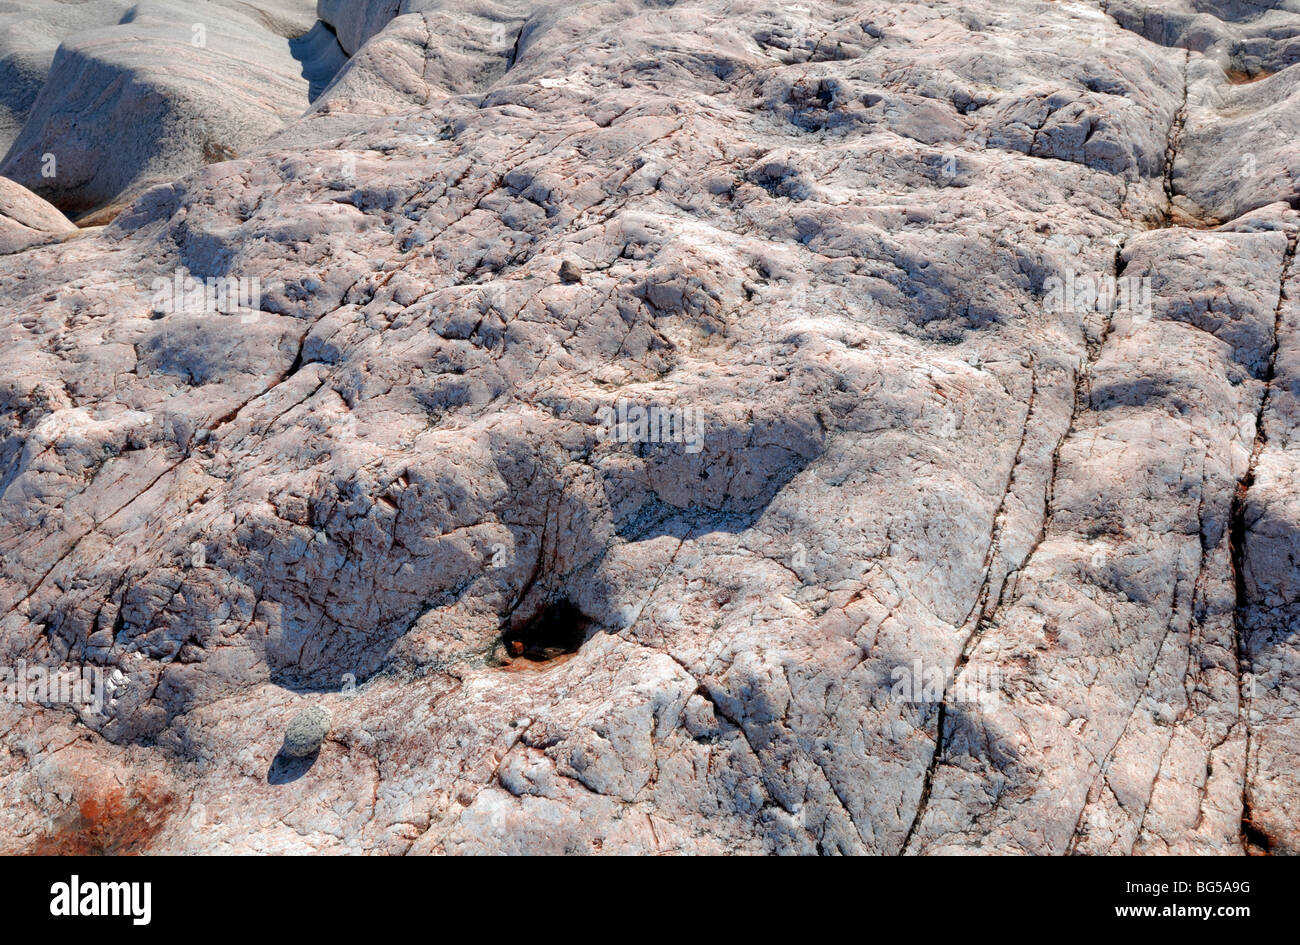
[501,598,591,663]
[290,21,349,103]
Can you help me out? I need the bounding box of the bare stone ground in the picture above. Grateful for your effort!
[0,0,1298,855]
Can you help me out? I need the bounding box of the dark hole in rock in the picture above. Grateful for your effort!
[503,599,591,662]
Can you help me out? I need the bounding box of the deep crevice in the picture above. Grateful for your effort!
[1161,51,1191,227]
[1241,800,1273,855]
[501,598,590,662]
[1229,228,1297,854]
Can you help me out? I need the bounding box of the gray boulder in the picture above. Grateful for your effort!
[282,705,333,757]
[0,1,136,156]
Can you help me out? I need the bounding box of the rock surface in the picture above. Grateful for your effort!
[318,0,402,56]
[0,174,75,254]
[0,0,334,219]
[0,0,1298,855]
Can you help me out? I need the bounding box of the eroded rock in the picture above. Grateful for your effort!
[0,0,327,218]
[0,174,75,253]
[0,0,1298,856]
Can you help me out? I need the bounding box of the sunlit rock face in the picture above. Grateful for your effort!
[0,0,1298,855]
[0,175,74,253]
[0,0,334,220]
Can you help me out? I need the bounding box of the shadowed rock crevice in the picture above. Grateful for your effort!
[501,597,591,662]
[1232,227,1300,854]
[291,20,350,103]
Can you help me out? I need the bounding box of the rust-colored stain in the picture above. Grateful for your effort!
[1225,68,1273,85]
[25,776,176,856]
[498,650,580,673]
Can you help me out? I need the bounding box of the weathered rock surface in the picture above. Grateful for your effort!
[317,0,402,56]
[0,174,75,254]
[0,1,142,156]
[0,0,1298,855]
[1108,0,1300,79]
[0,0,333,219]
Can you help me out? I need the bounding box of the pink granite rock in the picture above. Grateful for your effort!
[0,0,1299,856]
[0,174,74,253]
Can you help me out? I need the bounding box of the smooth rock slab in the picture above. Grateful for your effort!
[0,173,74,253]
